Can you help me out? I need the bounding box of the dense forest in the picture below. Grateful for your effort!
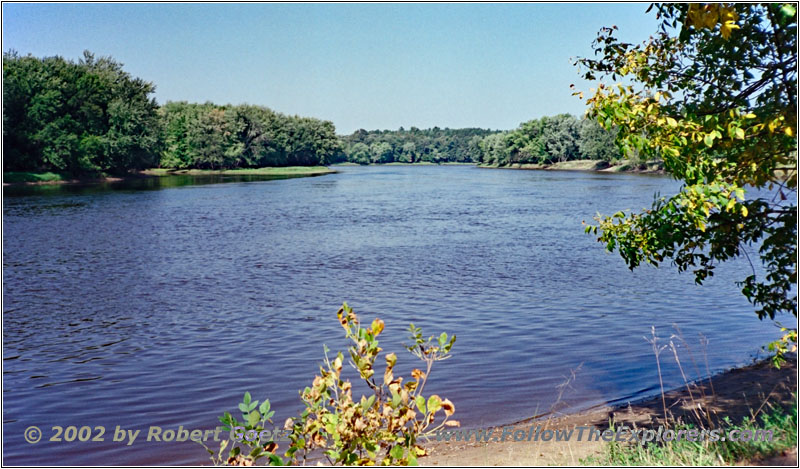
[160,102,340,169]
[3,52,341,174]
[3,51,622,175]
[3,51,162,174]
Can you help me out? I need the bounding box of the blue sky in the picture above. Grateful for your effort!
[3,3,660,134]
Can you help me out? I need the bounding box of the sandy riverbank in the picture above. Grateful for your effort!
[422,357,797,466]
[478,159,666,174]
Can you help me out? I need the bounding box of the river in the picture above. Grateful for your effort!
[2,165,781,465]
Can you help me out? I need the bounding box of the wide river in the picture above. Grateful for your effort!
[3,165,783,465]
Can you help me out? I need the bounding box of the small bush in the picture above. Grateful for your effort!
[206,303,458,466]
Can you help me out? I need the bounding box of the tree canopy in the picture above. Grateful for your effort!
[338,127,494,164]
[3,52,342,174]
[159,102,341,169]
[576,3,797,320]
[3,51,162,174]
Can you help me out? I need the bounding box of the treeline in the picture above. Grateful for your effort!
[479,114,621,166]
[160,102,340,169]
[338,115,621,166]
[337,127,495,164]
[3,51,340,174]
[3,51,623,175]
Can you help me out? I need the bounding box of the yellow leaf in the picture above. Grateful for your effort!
[741,206,748,217]
[666,117,678,127]
[785,127,794,137]
[720,21,739,40]
[371,318,385,336]
[769,120,778,132]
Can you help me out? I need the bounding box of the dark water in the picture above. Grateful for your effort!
[3,166,784,465]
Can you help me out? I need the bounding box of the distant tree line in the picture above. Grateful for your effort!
[3,51,622,175]
[338,115,621,166]
[337,127,494,164]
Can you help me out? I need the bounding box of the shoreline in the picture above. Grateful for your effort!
[477,159,666,174]
[3,166,336,187]
[423,356,797,466]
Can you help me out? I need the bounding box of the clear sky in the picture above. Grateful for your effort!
[2,3,660,134]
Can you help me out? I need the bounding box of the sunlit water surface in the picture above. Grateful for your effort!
[3,166,783,464]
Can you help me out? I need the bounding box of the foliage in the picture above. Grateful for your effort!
[576,3,797,320]
[210,303,457,466]
[159,102,341,170]
[201,393,281,466]
[338,127,493,164]
[767,327,798,369]
[477,115,622,166]
[3,51,342,175]
[3,51,162,174]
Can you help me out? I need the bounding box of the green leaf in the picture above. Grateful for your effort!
[703,134,714,147]
[243,392,252,405]
[780,4,796,17]
[390,445,405,460]
[259,400,271,416]
[248,410,261,427]
[735,128,745,139]
[363,394,376,411]
[415,395,426,413]
[427,395,442,413]
[391,390,402,408]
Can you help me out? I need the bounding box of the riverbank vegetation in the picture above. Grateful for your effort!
[159,102,340,170]
[2,51,341,176]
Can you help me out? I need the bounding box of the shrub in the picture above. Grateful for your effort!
[206,303,458,466]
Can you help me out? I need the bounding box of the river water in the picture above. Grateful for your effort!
[3,165,782,464]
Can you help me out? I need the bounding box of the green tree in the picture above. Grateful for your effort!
[349,142,371,165]
[369,141,394,164]
[578,118,621,162]
[576,3,797,320]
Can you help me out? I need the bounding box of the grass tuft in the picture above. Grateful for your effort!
[582,401,796,465]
